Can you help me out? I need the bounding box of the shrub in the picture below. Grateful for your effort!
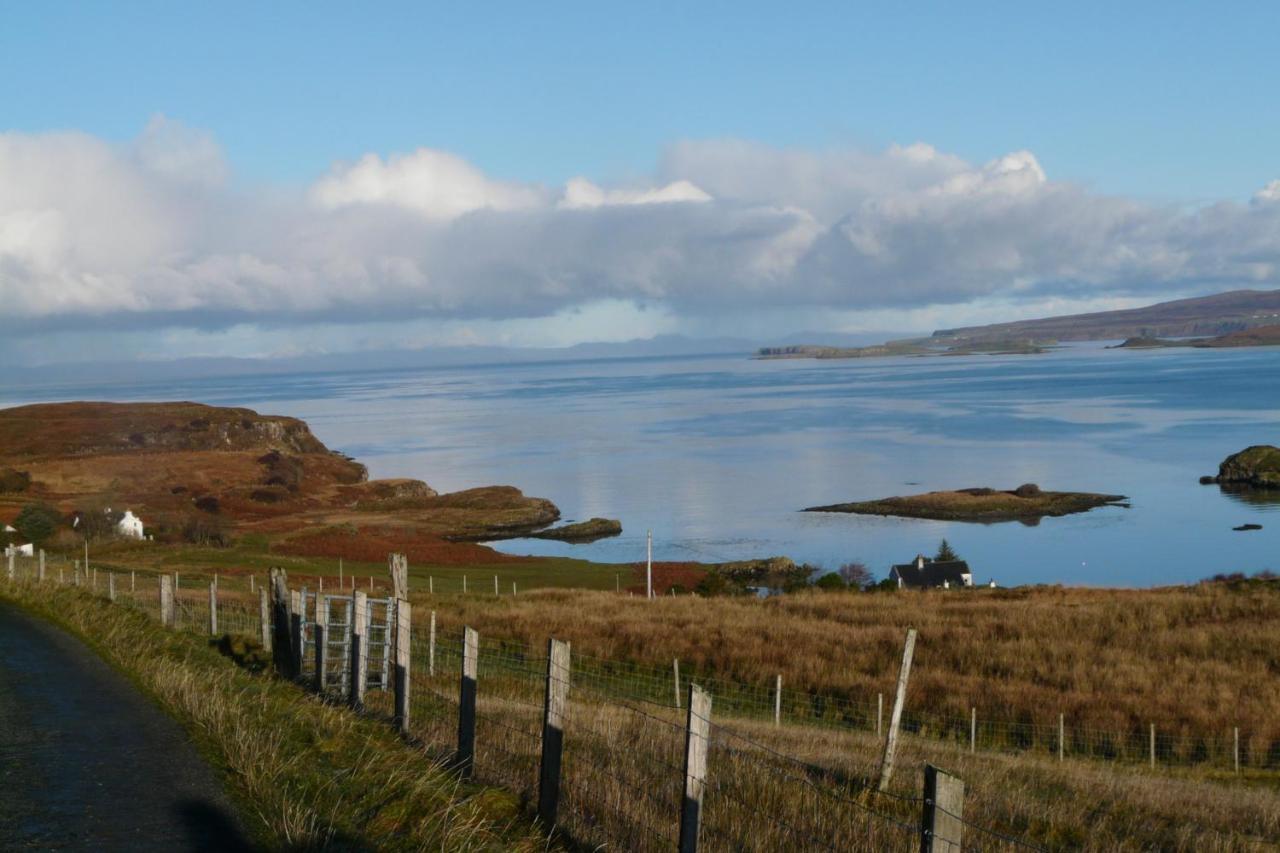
[14,502,62,544]
[0,468,31,493]
[1014,482,1042,497]
[838,561,873,589]
[813,572,848,591]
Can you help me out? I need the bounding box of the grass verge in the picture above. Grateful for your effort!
[0,579,554,852]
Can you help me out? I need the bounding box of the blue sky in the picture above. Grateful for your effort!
[2,2,1279,364]
[5,1,1277,200]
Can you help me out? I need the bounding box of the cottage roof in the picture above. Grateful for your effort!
[890,558,971,588]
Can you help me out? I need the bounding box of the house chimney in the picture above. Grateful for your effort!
[915,555,925,569]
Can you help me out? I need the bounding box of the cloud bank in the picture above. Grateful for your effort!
[2,117,1279,338]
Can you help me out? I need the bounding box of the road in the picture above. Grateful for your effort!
[0,601,254,851]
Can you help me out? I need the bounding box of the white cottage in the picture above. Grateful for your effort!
[117,510,145,539]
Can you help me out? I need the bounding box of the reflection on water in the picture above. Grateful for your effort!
[3,342,1278,586]
[1216,484,1280,509]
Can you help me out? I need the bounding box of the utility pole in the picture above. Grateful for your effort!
[646,530,653,599]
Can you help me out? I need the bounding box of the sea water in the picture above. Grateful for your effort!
[5,342,1278,586]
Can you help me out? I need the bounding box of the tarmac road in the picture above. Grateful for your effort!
[0,601,254,851]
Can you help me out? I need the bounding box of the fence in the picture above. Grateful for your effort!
[4,548,1275,778]
[2,550,1051,851]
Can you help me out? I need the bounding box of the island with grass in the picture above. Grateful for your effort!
[803,483,1129,523]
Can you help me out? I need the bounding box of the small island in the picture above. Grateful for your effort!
[804,483,1129,523]
[1200,445,1280,489]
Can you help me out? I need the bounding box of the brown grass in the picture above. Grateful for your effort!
[407,583,1280,767]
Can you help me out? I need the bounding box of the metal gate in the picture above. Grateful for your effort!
[299,590,396,695]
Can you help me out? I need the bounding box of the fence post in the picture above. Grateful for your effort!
[429,576,434,595]
[674,658,682,709]
[919,764,964,852]
[774,674,782,727]
[429,610,437,676]
[131,570,135,592]
[259,587,272,652]
[389,553,408,600]
[679,683,712,853]
[512,581,517,595]
[291,589,305,678]
[970,707,976,753]
[269,568,293,676]
[877,628,917,791]
[1059,713,1065,761]
[457,626,479,778]
[1150,723,1156,769]
[463,575,468,594]
[209,581,218,635]
[494,575,499,596]
[108,572,115,603]
[349,590,368,709]
[159,574,175,628]
[314,596,328,693]
[394,599,411,734]
[7,550,14,580]
[878,692,883,737]
[38,549,45,581]
[1234,727,1240,774]
[538,637,571,828]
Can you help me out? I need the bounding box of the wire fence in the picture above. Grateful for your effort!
[2,552,1270,851]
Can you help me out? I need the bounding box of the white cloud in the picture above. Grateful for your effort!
[310,148,543,220]
[2,118,1280,343]
[559,177,712,208]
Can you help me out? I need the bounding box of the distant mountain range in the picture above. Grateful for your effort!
[932,288,1280,344]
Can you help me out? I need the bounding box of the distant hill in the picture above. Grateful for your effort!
[933,289,1280,343]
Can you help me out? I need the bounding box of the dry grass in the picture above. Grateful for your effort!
[408,582,1280,767]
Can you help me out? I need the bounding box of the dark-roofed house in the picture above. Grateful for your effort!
[890,554,973,589]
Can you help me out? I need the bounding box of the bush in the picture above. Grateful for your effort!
[0,468,31,493]
[1014,483,1042,497]
[813,572,847,591]
[182,515,231,547]
[14,502,62,544]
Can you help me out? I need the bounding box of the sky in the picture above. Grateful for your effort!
[2,1,1279,364]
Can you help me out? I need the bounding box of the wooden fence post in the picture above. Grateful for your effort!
[259,587,271,652]
[774,675,782,726]
[463,574,467,594]
[538,637,571,828]
[389,553,408,600]
[877,628,917,791]
[314,596,328,693]
[159,574,175,628]
[878,692,884,737]
[429,610,437,676]
[394,599,412,734]
[457,626,479,778]
[209,581,218,635]
[1059,713,1065,761]
[494,575,499,596]
[38,549,45,581]
[291,589,305,678]
[919,764,964,852]
[1150,724,1156,769]
[349,590,368,709]
[1234,727,1240,774]
[673,658,682,709]
[679,684,712,853]
[7,550,15,580]
[131,570,135,592]
[429,576,434,595]
[970,707,976,753]
[269,568,292,676]
[108,572,115,602]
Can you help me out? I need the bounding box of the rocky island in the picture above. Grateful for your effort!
[804,483,1129,523]
[1201,445,1280,489]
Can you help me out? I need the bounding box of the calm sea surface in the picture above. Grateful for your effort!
[5,343,1279,586]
